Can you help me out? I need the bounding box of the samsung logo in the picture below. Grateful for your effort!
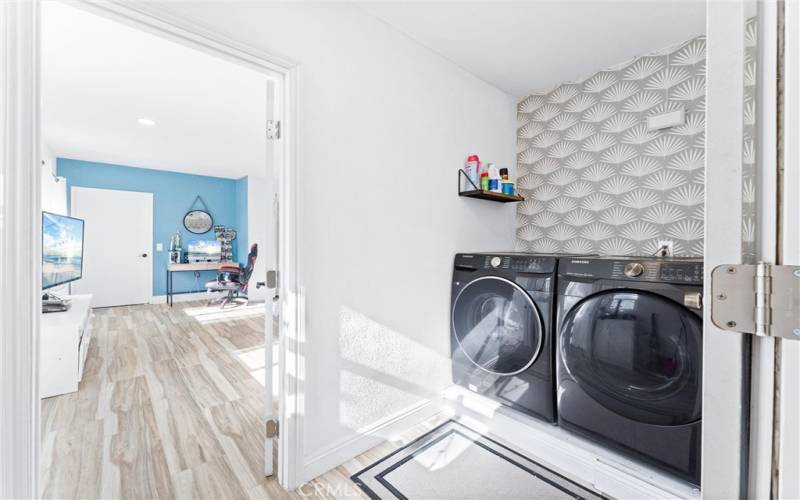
[571,259,590,264]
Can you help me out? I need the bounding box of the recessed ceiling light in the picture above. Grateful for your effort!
[137,118,156,127]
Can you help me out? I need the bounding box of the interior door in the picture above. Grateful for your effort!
[263,78,279,478]
[70,186,152,307]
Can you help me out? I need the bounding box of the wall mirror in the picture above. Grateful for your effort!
[184,196,213,234]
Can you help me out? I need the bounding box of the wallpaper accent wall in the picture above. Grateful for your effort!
[515,36,707,256]
[515,19,758,258]
[742,18,757,262]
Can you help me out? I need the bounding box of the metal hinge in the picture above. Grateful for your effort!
[266,419,279,438]
[266,270,278,289]
[266,120,281,140]
[711,262,800,340]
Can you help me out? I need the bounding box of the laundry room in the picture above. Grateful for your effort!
[438,4,791,500]
[4,2,798,500]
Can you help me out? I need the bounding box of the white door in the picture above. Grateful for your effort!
[70,186,153,307]
[263,78,279,478]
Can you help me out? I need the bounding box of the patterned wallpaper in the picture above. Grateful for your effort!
[742,18,757,262]
[515,36,707,257]
[514,21,757,259]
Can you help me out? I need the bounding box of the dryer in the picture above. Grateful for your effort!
[451,253,558,422]
[555,256,703,484]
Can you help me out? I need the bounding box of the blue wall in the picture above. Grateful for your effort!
[234,177,249,263]
[58,158,247,296]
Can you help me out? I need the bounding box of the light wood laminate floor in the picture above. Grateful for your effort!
[40,301,445,499]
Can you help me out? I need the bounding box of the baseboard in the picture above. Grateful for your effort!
[150,291,209,304]
[443,385,701,500]
[301,398,441,484]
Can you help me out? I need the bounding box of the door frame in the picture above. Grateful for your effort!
[0,0,306,494]
[70,186,154,307]
[703,2,750,497]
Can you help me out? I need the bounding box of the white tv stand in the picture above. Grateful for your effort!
[40,294,94,398]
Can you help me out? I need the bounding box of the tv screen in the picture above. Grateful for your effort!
[42,212,85,290]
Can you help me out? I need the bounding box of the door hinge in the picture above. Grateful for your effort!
[266,419,279,438]
[266,120,281,140]
[266,270,278,289]
[711,262,800,340]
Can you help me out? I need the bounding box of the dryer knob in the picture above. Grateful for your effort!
[490,256,502,268]
[624,262,644,277]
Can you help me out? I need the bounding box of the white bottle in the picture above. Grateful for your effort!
[463,154,480,191]
[488,163,502,192]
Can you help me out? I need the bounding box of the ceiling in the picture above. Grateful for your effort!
[42,1,269,179]
[357,1,707,97]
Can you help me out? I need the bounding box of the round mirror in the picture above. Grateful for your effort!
[183,210,213,234]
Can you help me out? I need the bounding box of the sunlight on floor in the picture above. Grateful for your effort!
[413,432,473,472]
[233,341,279,391]
[182,302,266,324]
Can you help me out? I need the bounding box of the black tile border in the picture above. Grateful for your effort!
[350,419,606,500]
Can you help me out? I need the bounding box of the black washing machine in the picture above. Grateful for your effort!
[451,253,558,423]
[555,257,703,485]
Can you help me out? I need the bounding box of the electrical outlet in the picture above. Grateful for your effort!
[657,240,675,257]
[156,243,164,252]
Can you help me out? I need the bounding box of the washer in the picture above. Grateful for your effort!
[451,253,558,422]
[555,256,703,485]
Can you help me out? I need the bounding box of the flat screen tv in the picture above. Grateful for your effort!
[42,211,84,290]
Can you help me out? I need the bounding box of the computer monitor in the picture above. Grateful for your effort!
[42,211,85,290]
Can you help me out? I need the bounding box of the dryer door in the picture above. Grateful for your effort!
[452,276,544,376]
[559,289,702,426]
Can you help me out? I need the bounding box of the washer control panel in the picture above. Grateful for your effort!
[482,255,556,273]
[453,254,556,274]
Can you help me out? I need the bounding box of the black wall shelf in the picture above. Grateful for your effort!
[458,169,524,203]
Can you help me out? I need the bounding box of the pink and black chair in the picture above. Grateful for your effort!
[206,243,257,308]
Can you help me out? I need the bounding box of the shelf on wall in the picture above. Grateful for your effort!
[458,189,525,203]
[458,169,524,203]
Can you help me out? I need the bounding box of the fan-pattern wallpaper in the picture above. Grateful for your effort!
[515,21,757,258]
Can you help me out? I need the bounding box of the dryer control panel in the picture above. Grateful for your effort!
[560,257,703,284]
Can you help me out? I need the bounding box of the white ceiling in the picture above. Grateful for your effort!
[42,1,269,179]
[357,1,707,97]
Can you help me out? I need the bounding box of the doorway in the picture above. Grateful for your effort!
[33,0,299,495]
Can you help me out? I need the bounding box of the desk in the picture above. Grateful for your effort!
[166,262,228,306]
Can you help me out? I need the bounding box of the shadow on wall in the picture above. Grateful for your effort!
[338,306,450,434]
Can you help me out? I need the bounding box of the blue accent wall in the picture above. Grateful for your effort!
[58,158,245,297]
[234,177,249,264]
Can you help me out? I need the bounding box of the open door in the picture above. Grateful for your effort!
[263,78,280,478]
[705,1,800,498]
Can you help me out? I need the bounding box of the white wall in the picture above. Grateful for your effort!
[146,1,517,480]
[40,144,66,215]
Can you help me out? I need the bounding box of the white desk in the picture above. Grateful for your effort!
[40,294,93,398]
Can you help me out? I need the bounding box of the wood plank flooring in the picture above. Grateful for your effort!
[40,301,446,499]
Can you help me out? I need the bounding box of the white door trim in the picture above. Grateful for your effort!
[704,2,749,497]
[748,2,779,498]
[777,1,799,497]
[4,0,305,493]
[0,1,41,498]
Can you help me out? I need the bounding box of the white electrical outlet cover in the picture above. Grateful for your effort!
[657,240,675,257]
[647,107,685,131]
[156,243,164,251]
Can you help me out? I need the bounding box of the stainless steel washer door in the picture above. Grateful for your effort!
[452,276,544,376]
